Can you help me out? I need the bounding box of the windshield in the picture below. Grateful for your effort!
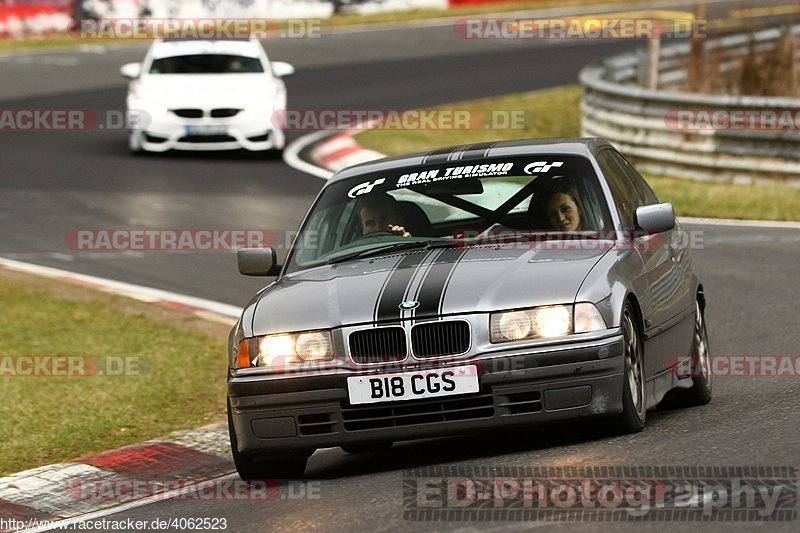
[285,155,612,274]
[149,54,264,74]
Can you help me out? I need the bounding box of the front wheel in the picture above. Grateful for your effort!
[227,402,309,480]
[608,303,646,434]
[660,299,712,409]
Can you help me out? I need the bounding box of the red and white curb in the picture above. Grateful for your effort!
[307,131,384,173]
[308,133,383,173]
[0,424,233,531]
[0,259,242,530]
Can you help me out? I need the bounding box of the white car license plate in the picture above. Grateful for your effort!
[347,365,479,405]
[185,124,228,135]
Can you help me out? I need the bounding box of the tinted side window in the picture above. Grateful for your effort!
[611,151,660,205]
[596,150,636,227]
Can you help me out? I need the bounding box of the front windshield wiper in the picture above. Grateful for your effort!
[327,239,450,265]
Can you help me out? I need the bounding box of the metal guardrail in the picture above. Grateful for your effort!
[580,25,800,188]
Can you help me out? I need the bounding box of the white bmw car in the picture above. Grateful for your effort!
[120,38,294,153]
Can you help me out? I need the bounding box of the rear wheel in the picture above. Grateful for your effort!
[609,303,646,434]
[227,402,309,480]
[660,299,712,408]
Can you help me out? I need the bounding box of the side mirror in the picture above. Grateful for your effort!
[271,61,295,78]
[238,247,281,276]
[635,203,675,234]
[120,62,142,79]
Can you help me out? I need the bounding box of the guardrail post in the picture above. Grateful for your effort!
[645,32,661,89]
[687,4,706,92]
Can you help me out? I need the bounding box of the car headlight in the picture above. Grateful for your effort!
[490,303,606,343]
[235,330,333,369]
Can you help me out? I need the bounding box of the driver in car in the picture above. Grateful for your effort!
[358,194,412,238]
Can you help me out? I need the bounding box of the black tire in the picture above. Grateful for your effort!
[227,402,309,480]
[659,299,712,409]
[341,442,393,454]
[609,302,646,434]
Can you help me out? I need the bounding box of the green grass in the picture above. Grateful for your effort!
[355,85,800,221]
[0,35,84,52]
[645,176,800,221]
[0,273,229,475]
[356,86,583,154]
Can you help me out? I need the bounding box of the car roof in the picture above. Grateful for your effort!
[150,38,262,59]
[328,138,613,183]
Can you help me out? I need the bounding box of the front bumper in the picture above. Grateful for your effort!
[228,335,624,455]
[134,111,284,152]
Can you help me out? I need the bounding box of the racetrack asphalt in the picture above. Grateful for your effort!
[2,3,799,531]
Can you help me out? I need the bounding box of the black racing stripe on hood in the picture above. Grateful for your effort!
[374,251,428,324]
[413,247,469,319]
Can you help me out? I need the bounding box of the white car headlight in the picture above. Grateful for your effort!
[236,330,333,369]
[490,303,606,343]
[494,310,534,341]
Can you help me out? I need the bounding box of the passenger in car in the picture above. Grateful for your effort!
[358,194,412,237]
[545,183,584,232]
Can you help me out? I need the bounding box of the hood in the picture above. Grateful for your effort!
[135,73,274,109]
[250,242,611,335]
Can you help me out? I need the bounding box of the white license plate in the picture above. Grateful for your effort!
[347,365,479,405]
[185,124,227,135]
